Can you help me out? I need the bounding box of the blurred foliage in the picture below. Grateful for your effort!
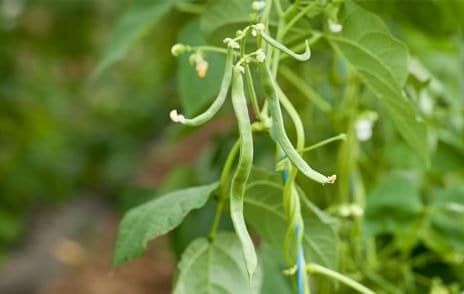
[0,0,184,253]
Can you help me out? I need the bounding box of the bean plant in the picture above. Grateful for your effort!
[100,0,464,293]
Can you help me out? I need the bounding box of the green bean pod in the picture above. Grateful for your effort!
[261,32,311,61]
[230,66,257,278]
[260,64,335,184]
[170,48,233,126]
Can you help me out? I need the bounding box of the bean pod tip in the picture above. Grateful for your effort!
[327,174,337,184]
[169,109,186,124]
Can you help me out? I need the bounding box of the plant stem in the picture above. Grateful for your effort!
[301,133,347,154]
[282,1,319,36]
[175,2,204,14]
[209,140,240,240]
[273,0,284,16]
[244,64,264,121]
[208,199,225,241]
[279,65,332,113]
[191,46,229,54]
[276,86,305,150]
[306,263,375,294]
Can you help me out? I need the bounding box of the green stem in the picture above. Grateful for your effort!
[209,140,240,240]
[282,2,319,36]
[208,199,225,241]
[191,46,229,55]
[363,270,400,294]
[301,133,347,154]
[277,86,305,150]
[306,263,375,294]
[219,141,241,198]
[175,2,204,14]
[273,0,284,16]
[244,64,264,121]
[279,65,332,113]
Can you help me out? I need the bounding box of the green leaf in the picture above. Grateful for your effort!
[200,0,254,44]
[173,232,262,294]
[178,20,226,115]
[113,182,218,267]
[328,1,428,162]
[94,0,175,76]
[244,168,338,269]
[259,243,292,294]
[364,173,423,237]
[421,185,464,262]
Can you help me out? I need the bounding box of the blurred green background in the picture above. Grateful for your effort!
[0,0,179,254]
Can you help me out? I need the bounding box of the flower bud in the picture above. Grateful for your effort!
[256,49,266,63]
[223,37,240,49]
[171,43,188,56]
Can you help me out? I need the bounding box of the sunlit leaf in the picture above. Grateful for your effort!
[113,182,218,267]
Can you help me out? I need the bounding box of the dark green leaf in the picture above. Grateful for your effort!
[328,1,428,162]
[173,232,262,294]
[113,182,218,267]
[94,0,175,76]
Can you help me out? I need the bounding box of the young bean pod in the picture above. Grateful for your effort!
[169,48,233,126]
[260,64,336,185]
[230,65,257,278]
[260,31,311,61]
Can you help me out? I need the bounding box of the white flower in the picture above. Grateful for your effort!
[169,110,186,124]
[195,59,208,78]
[251,23,265,37]
[328,19,343,33]
[189,52,209,78]
[223,37,240,49]
[256,49,265,63]
[339,205,351,217]
[355,119,374,141]
[350,205,364,217]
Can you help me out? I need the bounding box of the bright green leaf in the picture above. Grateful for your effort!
[244,168,338,269]
[113,182,218,267]
[328,1,428,162]
[178,20,225,115]
[173,232,262,294]
[94,0,175,76]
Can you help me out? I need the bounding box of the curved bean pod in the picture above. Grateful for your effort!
[261,31,311,61]
[169,48,233,126]
[260,64,335,184]
[230,66,257,278]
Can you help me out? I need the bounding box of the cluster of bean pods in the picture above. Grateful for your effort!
[170,21,336,282]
